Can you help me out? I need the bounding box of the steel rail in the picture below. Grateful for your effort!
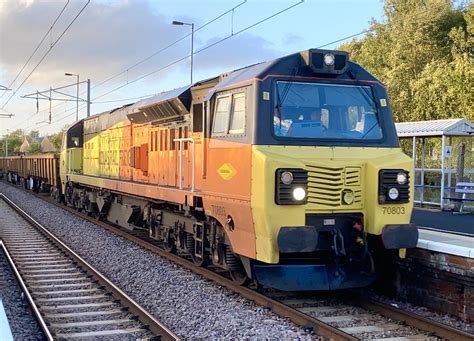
[354,298,474,341]
[45,196,356,340]
[0,193,179,341]
[3,185,474,341]
[0,241,54,341]
[58,198,474,341]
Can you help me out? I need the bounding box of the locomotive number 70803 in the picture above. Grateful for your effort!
[382,207,405,214]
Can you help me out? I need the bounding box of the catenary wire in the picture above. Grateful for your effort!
[92,0,305,101]
[7,1,249,129]
[11,0,304,130]
[92,0,248,90]
[0,1,70,101]
[1,0,90,110]
[10,1,457,133]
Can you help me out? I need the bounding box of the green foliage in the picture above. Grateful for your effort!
[49,132,63,150]
[28,141,41,154]
[0,129,24,156]
[28,130,40,139]
[0,129,64,156]
[340,0,473,122]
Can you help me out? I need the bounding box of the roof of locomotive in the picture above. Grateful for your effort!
[78,48,375,128]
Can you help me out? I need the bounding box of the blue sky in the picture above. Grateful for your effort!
[0,0,384,136]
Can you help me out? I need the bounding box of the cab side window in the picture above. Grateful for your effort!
[212,96,231,134]
[229,94,245,134]
[212,92,246,136]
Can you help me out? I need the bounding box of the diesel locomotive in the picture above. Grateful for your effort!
[1,48,418,290]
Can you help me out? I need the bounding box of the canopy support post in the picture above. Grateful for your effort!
[440,135,446,210]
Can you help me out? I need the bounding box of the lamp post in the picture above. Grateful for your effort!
[5,129,9,157]
[172,20,194,84]
[65,73,79,121]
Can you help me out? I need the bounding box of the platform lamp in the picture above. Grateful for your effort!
[65,73,79,121]
[172,20,194,84]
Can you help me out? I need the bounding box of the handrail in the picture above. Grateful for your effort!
[173,137,195,191]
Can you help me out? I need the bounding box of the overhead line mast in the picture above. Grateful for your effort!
[0,1,71,101]
[1,0,90,110]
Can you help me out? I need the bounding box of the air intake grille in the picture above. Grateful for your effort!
[306,165,362,208]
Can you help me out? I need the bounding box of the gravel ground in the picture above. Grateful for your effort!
[0,251,45,340]
[0,182,317,339]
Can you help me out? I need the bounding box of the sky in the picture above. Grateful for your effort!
[0,0,385,136]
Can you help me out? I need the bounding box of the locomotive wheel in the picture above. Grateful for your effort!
[95,212,104,221]
[163,235,176,253]
[229,266,249,286]
[225,246,249,286]
[187,232,208,266]
[191,253,207,267]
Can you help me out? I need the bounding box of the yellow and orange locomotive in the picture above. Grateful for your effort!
[1,49,417,290]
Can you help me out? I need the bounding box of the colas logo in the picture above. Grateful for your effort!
[217,163,237,180]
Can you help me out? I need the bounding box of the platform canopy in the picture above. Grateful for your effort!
[396,118,474,210]
[396,118,474,137]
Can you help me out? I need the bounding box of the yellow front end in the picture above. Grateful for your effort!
[60,148,83,193]
[251,145,414,264]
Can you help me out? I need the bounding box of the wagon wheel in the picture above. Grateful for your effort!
[74,199,83,212]
[56,193,64,204]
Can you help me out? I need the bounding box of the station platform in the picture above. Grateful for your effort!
[0,299,13,341]
[411,207,473,235]
[417,227,474,258]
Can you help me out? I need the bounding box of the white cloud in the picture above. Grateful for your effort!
[0,0,284,134]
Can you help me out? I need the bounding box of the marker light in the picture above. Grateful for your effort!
[292,187,306,201]
[388,188,399,200]
[280,171,294,185]
[397,172,407,185]
[342,191,354,205]
[324,53,335,66]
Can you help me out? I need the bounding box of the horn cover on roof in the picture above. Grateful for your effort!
[300,49,349,75]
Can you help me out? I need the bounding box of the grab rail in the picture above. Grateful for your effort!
[173,137,195,191]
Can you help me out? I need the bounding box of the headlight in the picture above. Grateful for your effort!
[275,168,308,205]
[280,171,293,185]
[397,172,407,185]
[292,187,306,201]
[324,53,335,66]
[388,188,399,200]
[378,169,410,204]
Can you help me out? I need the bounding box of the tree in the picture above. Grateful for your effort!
[28,130,40,139]
[49,131,63,150]
[28,141,42,154]
[340,0,472,122]
[1,129,24,156]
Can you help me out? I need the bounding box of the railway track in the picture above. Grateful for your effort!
[0,193,179,340]
[2,184,474,340]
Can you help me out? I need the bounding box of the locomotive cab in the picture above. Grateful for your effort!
[204,49,417,290]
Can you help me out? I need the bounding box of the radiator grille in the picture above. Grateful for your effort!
[306,165,362,208]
